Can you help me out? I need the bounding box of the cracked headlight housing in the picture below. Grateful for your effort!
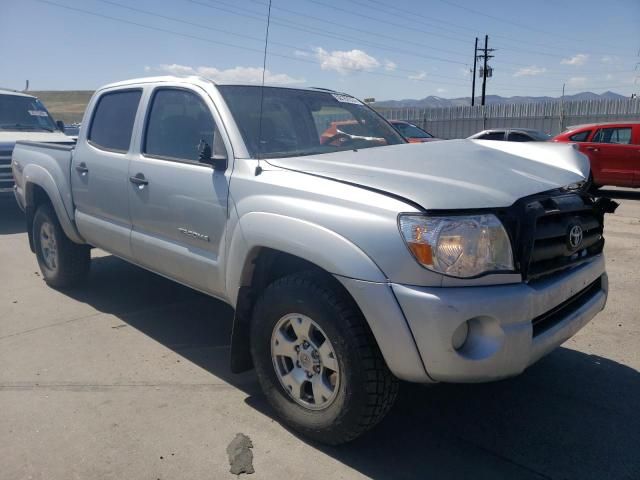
[399,214,514,278]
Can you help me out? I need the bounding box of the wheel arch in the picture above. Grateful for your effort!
[226,212,387,373]
[23,166,84,246]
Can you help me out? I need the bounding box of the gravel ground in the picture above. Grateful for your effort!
[1,188,639,480]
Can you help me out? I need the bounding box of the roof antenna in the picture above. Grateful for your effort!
[255,0,273,176]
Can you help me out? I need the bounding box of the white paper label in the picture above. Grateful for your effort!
[28,110,49,117]
[331,94,361,105]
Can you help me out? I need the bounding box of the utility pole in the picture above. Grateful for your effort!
[478,35,495,106]
[560,83,565,132]
[471,37,478,106]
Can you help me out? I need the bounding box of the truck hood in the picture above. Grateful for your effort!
[0,131,73,145]
[267,140,590,210]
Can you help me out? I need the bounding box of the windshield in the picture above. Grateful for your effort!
[218,86,405,159]
[393,122,433,139]
[0,94,57,132]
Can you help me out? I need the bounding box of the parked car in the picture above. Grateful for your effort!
[553,122,640,189]
[0,89,74,197]
[468,128,551,142]
[389,120,441,142]
[13,76,616,445]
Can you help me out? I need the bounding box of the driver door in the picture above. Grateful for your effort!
[128,85,232,297]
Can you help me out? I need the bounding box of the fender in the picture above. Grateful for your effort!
[225,211,386,306]
[23,164,84,244]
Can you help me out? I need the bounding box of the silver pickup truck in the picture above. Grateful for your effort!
[12,76,615,444]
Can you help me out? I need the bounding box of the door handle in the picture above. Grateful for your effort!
[586,147,599,152]
[75,162,89,174]
[129,173,149,188]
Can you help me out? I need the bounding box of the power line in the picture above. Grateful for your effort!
[204,0,471,64]
[361,0,633,59]
[31,0,636,97]
[32,0,474,88]
[207,0,637,75]
[435,0,626,53]
[192,0,470,66]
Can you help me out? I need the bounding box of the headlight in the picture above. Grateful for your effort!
[399,214,514,278]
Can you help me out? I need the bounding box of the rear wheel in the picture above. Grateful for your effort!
[250,271,398,445]
[33,204,90,288]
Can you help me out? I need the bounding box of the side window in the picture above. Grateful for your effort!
[88,90,142,152]
[478,131,505,141]
[144,88,223,162]
[508,132,533,142]
[569,130,590,142]
[592,127,632,144]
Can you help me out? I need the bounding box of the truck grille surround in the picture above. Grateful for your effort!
[496,189,607,282]
[0,146,14,193]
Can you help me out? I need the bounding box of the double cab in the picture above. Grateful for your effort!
[12,76,615,444]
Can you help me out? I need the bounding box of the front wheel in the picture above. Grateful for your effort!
[33,204,90,288]
[250,271,398,445]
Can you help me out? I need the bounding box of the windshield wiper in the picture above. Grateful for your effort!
[0,123,54,132]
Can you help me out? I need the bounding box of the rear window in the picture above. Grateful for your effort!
[478,131,505,141]
[569,130,591,142]
[592,127,632,144]
[88,90,142,152]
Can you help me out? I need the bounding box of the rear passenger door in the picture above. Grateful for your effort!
[128,86,232,297]
[71,89,142,259]
[587,126,636,186]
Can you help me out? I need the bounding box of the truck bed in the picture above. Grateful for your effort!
[12,141,76,218]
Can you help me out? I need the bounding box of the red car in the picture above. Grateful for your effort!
[553,122,640,188]
[389,120,441,143]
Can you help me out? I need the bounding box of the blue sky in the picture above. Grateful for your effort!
[1,0,638,100]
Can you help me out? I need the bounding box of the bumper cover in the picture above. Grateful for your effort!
[392,255,607,382]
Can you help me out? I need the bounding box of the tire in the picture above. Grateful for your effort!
[587,173,601,193]
[33,203,90,288]
[250,271,398,445]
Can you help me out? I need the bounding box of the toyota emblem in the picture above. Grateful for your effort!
[568,224,583,250]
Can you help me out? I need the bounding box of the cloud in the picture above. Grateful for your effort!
[154,64,304,85]
[294,50,310,57]
[384,60,397,71]
[314,47,380,74]
[567,76,588,87]
[436,88,447,94]
[513,65,547,77]
[561,54,588,66]
[601,55,619,64]
[408,71,427,81]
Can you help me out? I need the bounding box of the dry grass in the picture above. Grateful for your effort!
[30,90,94,124]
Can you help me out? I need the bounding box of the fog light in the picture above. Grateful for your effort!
[452,321,469,350]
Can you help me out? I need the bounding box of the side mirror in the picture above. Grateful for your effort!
[198,139,228,171]
[208,153,228,171]
[56,120,65,132]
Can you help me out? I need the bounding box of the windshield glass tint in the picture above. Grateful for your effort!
[394,122,432,138]
[0,94,57,131]
[218,86,404,158]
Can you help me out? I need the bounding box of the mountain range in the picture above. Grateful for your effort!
[372,91,628,109]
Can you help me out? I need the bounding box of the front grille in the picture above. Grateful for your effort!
[0,148,14,193]
[499,191,606,281]
[532,277,602,336]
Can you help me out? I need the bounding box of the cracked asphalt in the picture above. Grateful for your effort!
[1,188,639,479]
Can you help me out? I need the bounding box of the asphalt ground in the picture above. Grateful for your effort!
[1,188,639,479]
